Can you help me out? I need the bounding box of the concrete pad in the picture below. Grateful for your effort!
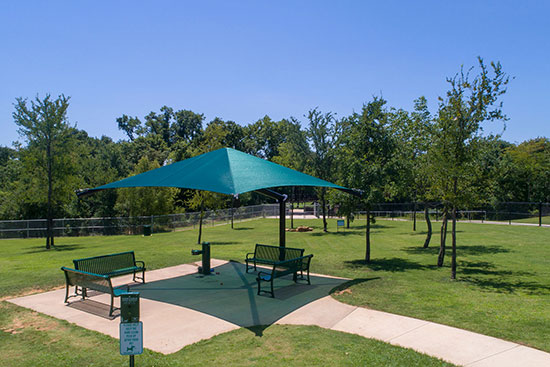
[467,345,550,367]
[8,284,239,354]
[137,298,239,354]
[390,322,520,366]
[276,296,357,328]
[331,307,429,342]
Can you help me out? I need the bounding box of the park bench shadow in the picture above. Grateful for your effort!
[66,298,119,320]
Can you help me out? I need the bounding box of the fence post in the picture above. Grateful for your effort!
[539,202,543,227]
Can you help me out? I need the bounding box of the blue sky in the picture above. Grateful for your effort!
[1,1,548,147]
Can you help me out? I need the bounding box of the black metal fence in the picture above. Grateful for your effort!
[0,204,280,239]
[361,202,550,226]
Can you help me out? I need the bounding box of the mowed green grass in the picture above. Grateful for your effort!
[0,302,453,367]
[1,217,549,362]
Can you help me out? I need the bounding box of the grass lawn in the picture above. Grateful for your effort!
[0,301,453,367]
[1,217,548,364]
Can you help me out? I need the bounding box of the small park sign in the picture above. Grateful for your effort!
[120,322,143,355]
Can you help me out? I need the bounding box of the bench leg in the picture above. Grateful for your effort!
[109,294,114,317]
[270,279,274,298]
[64,284,70,303]
[132,269,146,284]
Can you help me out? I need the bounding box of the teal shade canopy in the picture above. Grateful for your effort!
[82,148,356,196]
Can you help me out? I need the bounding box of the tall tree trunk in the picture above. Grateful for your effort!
[423,204,432,248]
[346,215,350,229]
[321,189,327,232]
[46,139,53,249]
[437,208,448,267]
[451,207,457,279]
[365,209,371,263]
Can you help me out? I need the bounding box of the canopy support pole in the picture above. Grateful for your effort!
[279,197,286,247]
[255,189,288,248]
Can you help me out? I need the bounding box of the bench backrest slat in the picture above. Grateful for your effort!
[255,244,304,261]
[74,251,136,274]
[62,267,112,294]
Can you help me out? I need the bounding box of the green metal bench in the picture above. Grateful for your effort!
[256,254,313,298]
[245,244,304,273]
[61,266,129,316]
[73,251,146,283]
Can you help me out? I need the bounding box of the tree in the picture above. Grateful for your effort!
[428,58,509,279]
[336,97,396,262]
[115,156,178,217]
[307,108,337,232]
[116,114,144,141]
[13,94,76,249]
[387,97,433,244]
[272,117,310,228]
[0,146,22,219]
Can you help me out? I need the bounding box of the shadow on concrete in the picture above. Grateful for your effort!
[131,261,347,328]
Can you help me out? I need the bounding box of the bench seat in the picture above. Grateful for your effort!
[256,254,313,298]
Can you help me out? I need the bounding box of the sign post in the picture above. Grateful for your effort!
[337,219,345,232]
[120,292,142,367]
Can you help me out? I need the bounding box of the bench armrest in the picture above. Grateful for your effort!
[135,260,145,268]
[245,252,255,260]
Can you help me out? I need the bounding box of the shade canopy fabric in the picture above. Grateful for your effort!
[80,147,355,197]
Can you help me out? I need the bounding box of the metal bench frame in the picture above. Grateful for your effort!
[245,244,304,273]
[61,266,129,316]
[256,254,313,298]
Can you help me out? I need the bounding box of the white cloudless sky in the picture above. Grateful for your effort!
[1,0,548,146]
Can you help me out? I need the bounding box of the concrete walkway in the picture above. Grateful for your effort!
[8,260,550,366]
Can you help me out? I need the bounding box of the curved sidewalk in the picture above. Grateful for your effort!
[277,296,550,366]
